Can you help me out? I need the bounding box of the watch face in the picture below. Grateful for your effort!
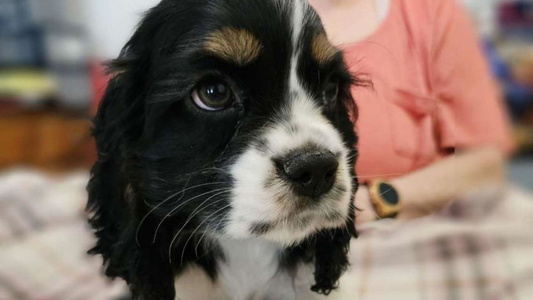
[378,182,399,205]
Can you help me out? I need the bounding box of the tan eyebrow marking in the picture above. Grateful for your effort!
[204,27,262,66]
[311,33,338,65]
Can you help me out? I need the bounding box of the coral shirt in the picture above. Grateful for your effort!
[343,0,513,182]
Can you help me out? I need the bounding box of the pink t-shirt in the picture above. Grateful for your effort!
[342,0,514,182]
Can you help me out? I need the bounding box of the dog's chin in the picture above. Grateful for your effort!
[260,215,349,247]
[221,192,352,247]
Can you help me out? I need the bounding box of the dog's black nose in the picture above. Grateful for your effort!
[281,151,338,199]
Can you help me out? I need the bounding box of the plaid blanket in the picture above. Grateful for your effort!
[0,170,126,300]
[340,187,533,300]
[0,170,532,300]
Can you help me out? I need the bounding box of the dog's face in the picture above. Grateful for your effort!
[89,0,359,297]
[126,0,357,246]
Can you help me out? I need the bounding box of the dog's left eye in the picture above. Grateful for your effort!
[192,79,234,111]
[323,80,339,105]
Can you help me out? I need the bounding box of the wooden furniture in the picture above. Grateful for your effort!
[0,109,94,171]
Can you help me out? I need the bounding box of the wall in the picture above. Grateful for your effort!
[462,0,509,37]
[81,0,159,59]
[81,0,508,59]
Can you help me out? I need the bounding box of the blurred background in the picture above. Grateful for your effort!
[0,0,532,299]
[0,0,532,183]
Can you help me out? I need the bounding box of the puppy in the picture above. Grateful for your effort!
[87,0,363,299]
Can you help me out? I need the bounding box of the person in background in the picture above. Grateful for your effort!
[308,0,514,226]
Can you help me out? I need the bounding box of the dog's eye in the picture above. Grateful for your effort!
[192,79,233,111]
[323,80,339,105]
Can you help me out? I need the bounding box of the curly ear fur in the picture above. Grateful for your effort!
[311,82,359,294]
[312,202,357,295]
[87,7,179,297]
[87,3,212,298]
[87,77,176,300]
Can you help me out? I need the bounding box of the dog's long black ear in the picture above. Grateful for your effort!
[87,75,176,300]
[309,62,361,295]
[311,201,357,295]
[88,2,210,299]
[88,78,178,300]
[86,13,179,297]
[87,74,137,277]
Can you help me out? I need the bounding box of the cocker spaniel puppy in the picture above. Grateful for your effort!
[87,0,362,299]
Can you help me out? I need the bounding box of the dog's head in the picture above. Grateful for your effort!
[88,0,361,298]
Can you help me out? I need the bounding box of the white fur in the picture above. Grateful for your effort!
[224,0,352,246]
[175,239,359,300]
[175,2,354,299]
[174,240,293,300]
[289,0,306,100]
[225,96,352,245]
[217,239,294,300]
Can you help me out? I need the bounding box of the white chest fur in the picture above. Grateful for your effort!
[174,239,341,300]
[217,239,296,300]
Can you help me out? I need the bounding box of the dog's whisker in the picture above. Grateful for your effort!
[193,211,224,257]
[217,121,246,162]
[186,203,234,264]
[167,195,230,252]
[194,208,231,257]
[152,188,231,243]
[169,202,232,264]
[346,153,358,161]
[153,192,224,245]
[193,222,213,258]
[173,191,231,244]
[179,197,231,264]
[183,166,229,178]
[135,181,226,246]
[354,173,404,179]
[374,186,398,199]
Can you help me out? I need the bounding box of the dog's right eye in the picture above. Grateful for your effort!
[192,79,234,111]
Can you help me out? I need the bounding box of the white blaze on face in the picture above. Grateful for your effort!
[225,0,352,245]
[289,0,305,103]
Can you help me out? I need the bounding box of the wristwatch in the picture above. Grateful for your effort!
[368,180,401,219]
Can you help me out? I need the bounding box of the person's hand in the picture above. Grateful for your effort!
[354,185,377,226]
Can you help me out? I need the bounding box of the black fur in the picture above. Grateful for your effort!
[87,0,361,299]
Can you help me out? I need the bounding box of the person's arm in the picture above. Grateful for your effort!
[394,146,506,220]
[356,1,514,226]
[356,145,506,224]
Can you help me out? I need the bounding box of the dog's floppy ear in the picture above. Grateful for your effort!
[87,74,137,278]
[87,74,177,300]
[311,201,357,295]
[312,87,359,294]
[87,32,179,299]
[88,3,209,298]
